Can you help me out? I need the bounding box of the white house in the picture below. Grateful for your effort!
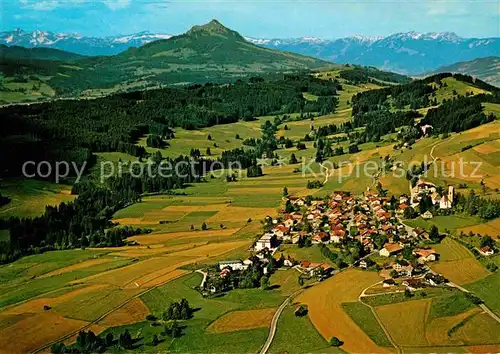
[255,233,276,251]
[218,260,248,271]
[379,243,403,257]
[439,195,452,209]
[414,249,437,263]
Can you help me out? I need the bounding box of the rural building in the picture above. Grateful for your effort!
[403,279,425,291]
[422,210,434,219]
[218,259,248,271]
[425,273,447,286]
[414,248,438,263]
[392,261,414,277]
[255,233,277,251]
[479,246,495,256]
[383,279,396,287]
[379,243,403,257]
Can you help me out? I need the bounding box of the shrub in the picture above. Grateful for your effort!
[329,337,343,347]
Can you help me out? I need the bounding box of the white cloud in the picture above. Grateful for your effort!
[17,0,131,11]
[426,1,468,16]
[103,0,131,10]
[18,0,61,11]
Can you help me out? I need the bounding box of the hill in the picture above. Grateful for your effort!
[0,20,333,103]
[426,56,500,87]
[248,32,500,75]
[0,44,86,61]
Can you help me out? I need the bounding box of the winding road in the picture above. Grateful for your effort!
[259,287,305,354]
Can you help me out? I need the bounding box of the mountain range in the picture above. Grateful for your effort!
[246,32,500,75]
[0,20,330,102]
[0,29,172,56]
[2,28,499,76]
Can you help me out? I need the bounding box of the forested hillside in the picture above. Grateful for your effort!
[0,20,332,102]
[0,45,86,61]
[351,73,499,141]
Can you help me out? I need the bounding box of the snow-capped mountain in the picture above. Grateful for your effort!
[0,29,172,56]
[247,32,500,75]
[2,29,499,74]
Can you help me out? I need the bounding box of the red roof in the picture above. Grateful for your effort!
[383,243,403,254]
[480,246,492,253]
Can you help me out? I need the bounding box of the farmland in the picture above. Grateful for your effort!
[0,221,259,354]
[359,287,500,349]
[295,269,387,353]
[431,237,490,285]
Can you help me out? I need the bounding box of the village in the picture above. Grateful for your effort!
[199,178,498,296]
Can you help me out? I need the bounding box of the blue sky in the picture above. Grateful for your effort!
[2,0,499,38]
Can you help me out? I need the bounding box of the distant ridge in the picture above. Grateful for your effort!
[246,32,500,75]
[426,56,500,87]
[0,44,86,61]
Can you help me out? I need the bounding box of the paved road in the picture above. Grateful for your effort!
[259,287,305,354]
[358,282,401,353]
[445,281,500,324]
[195,269,208,288]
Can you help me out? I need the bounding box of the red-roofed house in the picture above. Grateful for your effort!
[379,243,403,257]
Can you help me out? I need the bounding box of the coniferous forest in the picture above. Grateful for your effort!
[0,73,340,263]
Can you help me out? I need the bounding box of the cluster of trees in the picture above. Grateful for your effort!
[247,164,263,178]
[454,191,500,220]
[421,95,497,134]
[307,180,323,189]
[146,134,166,148]
[391,81,436,109]
[162,299,193,321]
[315,121,353,138]
[51,329,134,353]
[354,110,422,142]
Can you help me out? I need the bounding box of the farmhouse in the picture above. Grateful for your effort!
[414,248,438,263]
[392,261,414,277]
[218,259,248,271]
[379,243,403,257]
[425,273,447,286]
[272,224,290,238]
[255,233,277,251]
[479,245,495,256]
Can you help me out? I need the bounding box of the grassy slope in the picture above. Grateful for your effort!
[0,179,76,219]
